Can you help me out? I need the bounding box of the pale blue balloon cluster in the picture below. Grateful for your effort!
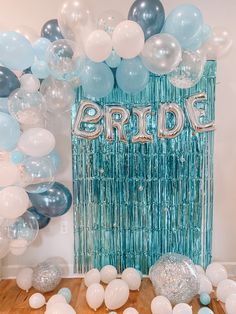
[198,307,214,314]
[200,293,211,306]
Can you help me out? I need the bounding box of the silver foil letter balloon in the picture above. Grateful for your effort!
[132,106,153,143]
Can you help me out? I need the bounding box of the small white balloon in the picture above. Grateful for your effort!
[198,274,213,294]
[18,128,56,158]
[216,279,236,303]
[84,268,101,287]
[206,262,228,287]
[20,74,40,93]
[16,267,33,292]
[123,307,139,314]
[151,296,172,314]
[100,265,117,284]
[29,293,46,309]
[44,302,76,314]
[173,303,193,314]
[105,279,129,310]
[226,294,236,314]
[121,268,141,291]
[195,265,205,276]
[112,20,144,59]
[0,161,20,187]
[47,294,67,310]
[86,283,105,310]
[85,30,112,62]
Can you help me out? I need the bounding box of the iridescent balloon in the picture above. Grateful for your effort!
[8,89,46,126]
[128,0,165,40]
[150,253,199,305]
[97,10,124,35]
[29,182,72,218]
[0,66,20,98]
[168,51,206,89]
[27,207,51,229]
[41,19,64,42]
[141,33,182,75]
[32,262,62,293]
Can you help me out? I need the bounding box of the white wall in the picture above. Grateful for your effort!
[1,0,236,277]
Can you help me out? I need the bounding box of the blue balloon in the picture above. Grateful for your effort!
[0,112,21,151]
[33,38,51,61]
[0,32,35,70]
[58,288,72,303]
[105,50,121,69]
[46,150,61,174]
[0,98,9,113]
[31,59,50,79]
[184,24,212,51]
[163,4,203,49]
[116,57,149,94]
[0,66,20,97]
[10,150,26,164]
[200,293,211,306]
[80,60,114,99]
[29,182,72,218]
[27,207,51,229]
[198,308,213,314]
[41,19,64,42]
[128,0,165,40]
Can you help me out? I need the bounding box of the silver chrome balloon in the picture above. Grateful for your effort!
[132,107,153,143]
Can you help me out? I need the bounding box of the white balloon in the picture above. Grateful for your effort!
[151,296,172,314]
[112,20,144,59]
[86,283,104,310]
[18,128,56,158]
[198,274,213,294]
[0,186,29,219]
[216,279,236,303]
[16,267,33,292]
[105,279,129,310]
[84,268,101,287]
[100,265,117,284]
[123,307,139,314]
[0,162,20,187]
[206,263,228,287]
[195,265,205,276]
[44,303,76,314]
[121,268,141,291]
[173,303,192,314]
[29,293,46,309]
[85,30,112,62]
[47,295,67,310]
[226,294,236,314]
[20,74,40,93]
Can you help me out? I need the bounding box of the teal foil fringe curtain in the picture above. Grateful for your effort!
[72,61,216,274]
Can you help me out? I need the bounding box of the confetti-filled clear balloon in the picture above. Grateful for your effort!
[40,76,75,113]
[32,262,62,293]
[97,10,124,35]
[168,51,206,89]
[8,89,46,126]
[149,253,199,305]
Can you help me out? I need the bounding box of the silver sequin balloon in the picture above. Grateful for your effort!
[149,253,199,305]
[32,262,62,293]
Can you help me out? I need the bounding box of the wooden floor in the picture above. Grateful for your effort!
[0,278,226,314]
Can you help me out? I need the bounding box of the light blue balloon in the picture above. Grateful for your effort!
[198,308,214,314]
[46,150,61,174]
[105,50,121,68]
[10,150,26,164]
[80,59,114,99]
[200,293,211,306]
[58,288,72,303]
[31,59,50,79]
[116,57,149,94]
[0,98,9,113]
[184,24,212,51]
[0,32,35,70]
[163,4,203,49]
[33,38,51,61]
[0,112,20,151]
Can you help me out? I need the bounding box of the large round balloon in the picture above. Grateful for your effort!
[27,207,51,229]
[29,182,72,218]
[41,19,64,42]
[0,161,20,188]
[162,4,203,49]
[33,38,51,61]
[0,66,20,98]
[80,59,114,98]
[31,59,50,79]
[97,10,124,36]
[0,32,35,70]
[85,30,112,62]
[0,112,21,151]
[116,57,149,94]
[128,0,165,40]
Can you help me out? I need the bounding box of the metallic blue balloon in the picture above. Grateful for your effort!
[27,207,51,229]
[0,66,20,97]
[116,57,149,94]
[29,182,72,218]
[128,0,165,40]
[41,19,64,42]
